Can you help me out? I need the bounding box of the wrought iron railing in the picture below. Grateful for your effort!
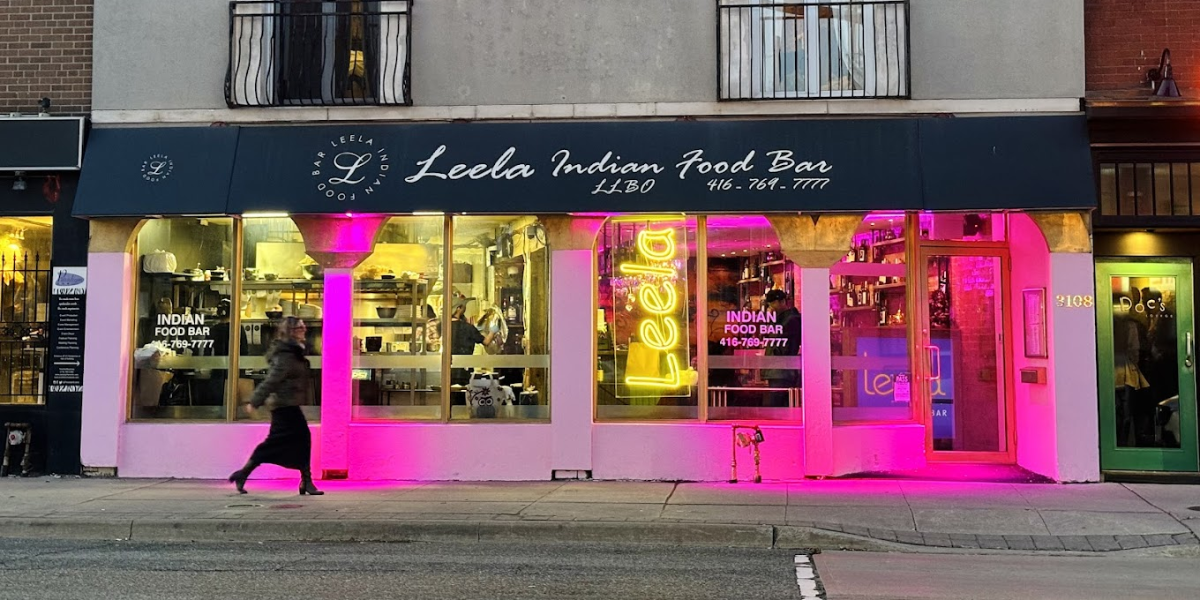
[1098,161,1200,218]
[717,0,909,100]
[0,252,49,405]
[226,0,412,107]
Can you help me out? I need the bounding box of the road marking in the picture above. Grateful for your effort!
[794,554,826,599]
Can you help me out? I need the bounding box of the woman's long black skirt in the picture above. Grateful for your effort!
[249,405,311,470]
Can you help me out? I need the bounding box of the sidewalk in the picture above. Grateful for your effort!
[1,477,1198,553]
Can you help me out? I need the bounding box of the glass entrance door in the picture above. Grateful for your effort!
[917,250,1014,461]
[1096,261,1198,472]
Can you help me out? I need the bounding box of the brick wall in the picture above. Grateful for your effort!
[1086,0,1200,99]
[0,0,92,115]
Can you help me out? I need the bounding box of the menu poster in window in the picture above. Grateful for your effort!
[48,267,87,393]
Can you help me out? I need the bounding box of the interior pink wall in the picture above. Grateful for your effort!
[1009,215,1058,479]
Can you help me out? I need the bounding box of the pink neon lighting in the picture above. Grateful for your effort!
[320,269,354,475]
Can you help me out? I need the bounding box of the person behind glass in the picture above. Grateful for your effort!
[450,296,495,386]
[228,316,324,495]
[762,289,801,408]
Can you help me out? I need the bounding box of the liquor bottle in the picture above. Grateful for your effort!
[506,296,519,323]
[856,241,867,262]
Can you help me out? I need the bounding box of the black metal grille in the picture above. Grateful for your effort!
[717,1,909,100]
[0,252,48,405]
[1098,162,1200,218]
[226,0,412,107]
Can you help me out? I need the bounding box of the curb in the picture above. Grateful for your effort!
[3,517,1195,552]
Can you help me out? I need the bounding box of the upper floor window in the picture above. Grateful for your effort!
[718,0,909,100]
[227,0,412,107]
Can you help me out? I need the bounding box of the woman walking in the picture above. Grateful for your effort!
[228,316,324,495]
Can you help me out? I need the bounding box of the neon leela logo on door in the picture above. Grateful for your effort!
[615,224,694,394]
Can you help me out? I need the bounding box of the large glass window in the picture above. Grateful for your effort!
[449,216,550,420]
[351,216,444,420]
[830,213,912,423]
[597,217,700,420]
[0,217,51,405]
[705,215,802,421]
[237,217,322,421]
[132,218,235,419]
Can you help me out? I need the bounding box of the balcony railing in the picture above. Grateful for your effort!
[226,0,412,107]
[718,0,909,100]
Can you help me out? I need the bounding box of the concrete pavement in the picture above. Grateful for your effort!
[1,477,1198,552]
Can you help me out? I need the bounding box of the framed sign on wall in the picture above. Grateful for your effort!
[1023,288,1048,359]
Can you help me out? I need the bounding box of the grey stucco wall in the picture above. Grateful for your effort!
[909,0,1085,100]
[93,0,1085,111]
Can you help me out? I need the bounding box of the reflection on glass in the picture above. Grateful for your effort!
[0,217,51,405]
[132,218,234,420]
[449,216,550,420]
[351,216,444,421]
[918,212,1006,242]
[704,215,802,421]
[831,213,911,423]
[1111,276,1181,448]
[597,217,699,420]
[238,218,321,421]
[925,254,1006,452]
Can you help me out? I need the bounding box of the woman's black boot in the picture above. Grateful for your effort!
[228,461,258,494]
[299,470,324,496]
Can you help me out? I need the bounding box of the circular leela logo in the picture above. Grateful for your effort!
[141,153,174,182]
[312,134,389,202]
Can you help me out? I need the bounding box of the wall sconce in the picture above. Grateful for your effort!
[1149,49,1181,98]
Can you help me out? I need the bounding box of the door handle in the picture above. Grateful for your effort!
[925,345,941,380]
[1187,332,1194,370]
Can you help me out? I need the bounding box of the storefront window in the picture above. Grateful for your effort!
[351,216,444,420]
[704,215,802,421]
[918,212,1007,243]
[132,218,234,419]
[597,217,699,420]
[0,217,51,405]
[237,217,322,421]
[831,213,912,423]
[449,216,550,420]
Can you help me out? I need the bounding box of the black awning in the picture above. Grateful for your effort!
[76,116,1096,217]
[919,115,1097,211]
[72,127,239,217]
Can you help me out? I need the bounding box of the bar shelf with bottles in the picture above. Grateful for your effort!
[829,225,907,409]
[830,225,907,329]
[737,251,794,311]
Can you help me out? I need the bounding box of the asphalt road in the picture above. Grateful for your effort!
[815,550,1200,600]
[0,538,802,600]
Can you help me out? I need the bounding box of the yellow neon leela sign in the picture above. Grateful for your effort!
[615,224,694,394]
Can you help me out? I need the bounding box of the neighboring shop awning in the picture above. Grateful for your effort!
[72,127,238,217]
[74,116,1096,217]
